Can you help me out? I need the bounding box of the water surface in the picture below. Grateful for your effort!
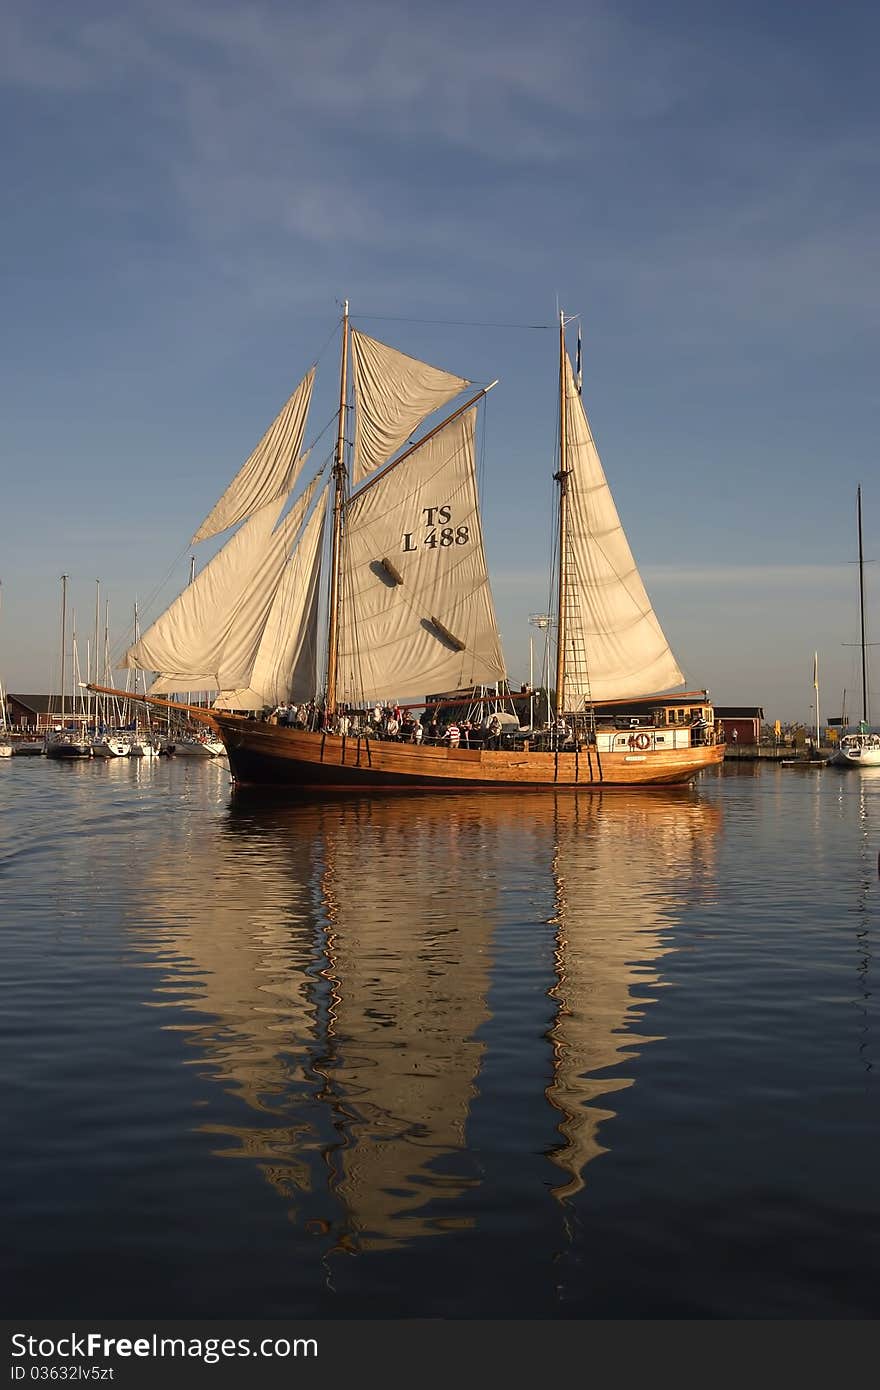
[1,757,878,1317]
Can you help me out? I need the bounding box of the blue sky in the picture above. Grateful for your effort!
[1,0,878,722]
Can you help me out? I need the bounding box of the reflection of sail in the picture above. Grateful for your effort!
[126,795,504,1250]
[129,804,321,1115]
[319,798,498,1249]
[546,792,721,1198]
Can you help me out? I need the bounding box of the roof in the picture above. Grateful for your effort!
[714,706,765,718]
[8,694,83,714]
[590,690,710,709]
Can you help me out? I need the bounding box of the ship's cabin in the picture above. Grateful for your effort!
[586,692,716,752]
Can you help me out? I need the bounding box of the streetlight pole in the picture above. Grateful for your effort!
[529,614,552,729]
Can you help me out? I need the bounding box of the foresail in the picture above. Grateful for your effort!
[339,408,506,704]
[132,477,320,695]
[127,493,290,687]
[561,354,684,705]
[214,485,327,711]
[350,329,470,484]
[191,368,315,543]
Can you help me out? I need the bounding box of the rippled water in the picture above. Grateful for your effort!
[1,757,878,1317]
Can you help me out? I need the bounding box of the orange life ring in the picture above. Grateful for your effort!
[633,732,651,750]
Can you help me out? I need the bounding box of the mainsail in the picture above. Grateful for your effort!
[129,478,320,695]
[338,408,506,704]
[350,329,470,484]
[191,368,314,543]
[560,353,684,705]
[215,485,328,711]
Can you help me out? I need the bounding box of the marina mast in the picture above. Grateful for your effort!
[554,309,570,718]
[325,299,350,716]
[858,485,868,726]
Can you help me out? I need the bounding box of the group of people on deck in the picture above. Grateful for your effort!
[266,700,508,749]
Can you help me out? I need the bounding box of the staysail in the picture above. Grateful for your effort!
[130,478,320,695]
[350,329,469,484]
[560,353,684,705]
[338,407,506,704]
[191,368,315,543]
[215,485,328,711]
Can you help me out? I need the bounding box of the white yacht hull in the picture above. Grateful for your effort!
[91,737,131,758]
[170,737,225,758]
[129,740,159,758]
[831,743,880,767]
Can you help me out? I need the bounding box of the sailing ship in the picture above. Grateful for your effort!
[106,305,723,789]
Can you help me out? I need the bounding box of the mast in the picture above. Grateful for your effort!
[59,574,68,726]
[813,650,820,751]
[858,485,868,727]
[325,299,350,715]
[554,309,570,718]
[93,579,100,728]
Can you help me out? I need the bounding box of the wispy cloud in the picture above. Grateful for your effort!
[646,564,859,589]
[4,0,876,334]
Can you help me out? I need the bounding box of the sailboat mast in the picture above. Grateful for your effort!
[59,574,68,726]
[858,485,868,726]
[325,299,350,715]
[93,579,100,728]
[554,309,570,718]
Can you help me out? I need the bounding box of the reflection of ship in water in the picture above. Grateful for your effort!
[546,792,721,1198]
[129,795,513,1250]
[127,788,719,1250]
[315,797,514,1249]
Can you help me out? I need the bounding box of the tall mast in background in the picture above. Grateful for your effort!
[857,485,868,727]
[325,299,350,715]
[554,310,570,719]
[59,575,68,722]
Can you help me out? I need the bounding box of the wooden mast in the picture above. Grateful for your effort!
[554,309,570,719]
[325,299,350,716]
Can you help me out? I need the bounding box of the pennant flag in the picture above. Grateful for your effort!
[575,324,583,395]
[812,651,818,688]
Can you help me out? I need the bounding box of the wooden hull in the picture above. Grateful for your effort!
[213,715,725,791]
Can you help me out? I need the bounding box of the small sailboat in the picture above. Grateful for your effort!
[91,733,131,758]
[832,487,880,768]
[0,680,12,757]
[45,578,91,759]
[0,585,13,757]
[98,305,723,790]
[167,732,225,758]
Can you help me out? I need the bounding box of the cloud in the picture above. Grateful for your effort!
[4,0,877,338]
[646,563,858,589]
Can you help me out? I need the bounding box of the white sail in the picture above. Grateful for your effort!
[561,353,684,705]
[191,368,314,543]
[215,485,328,711]
[338,408,506,703]
[132,479,319,694]
[350,329,470,484]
